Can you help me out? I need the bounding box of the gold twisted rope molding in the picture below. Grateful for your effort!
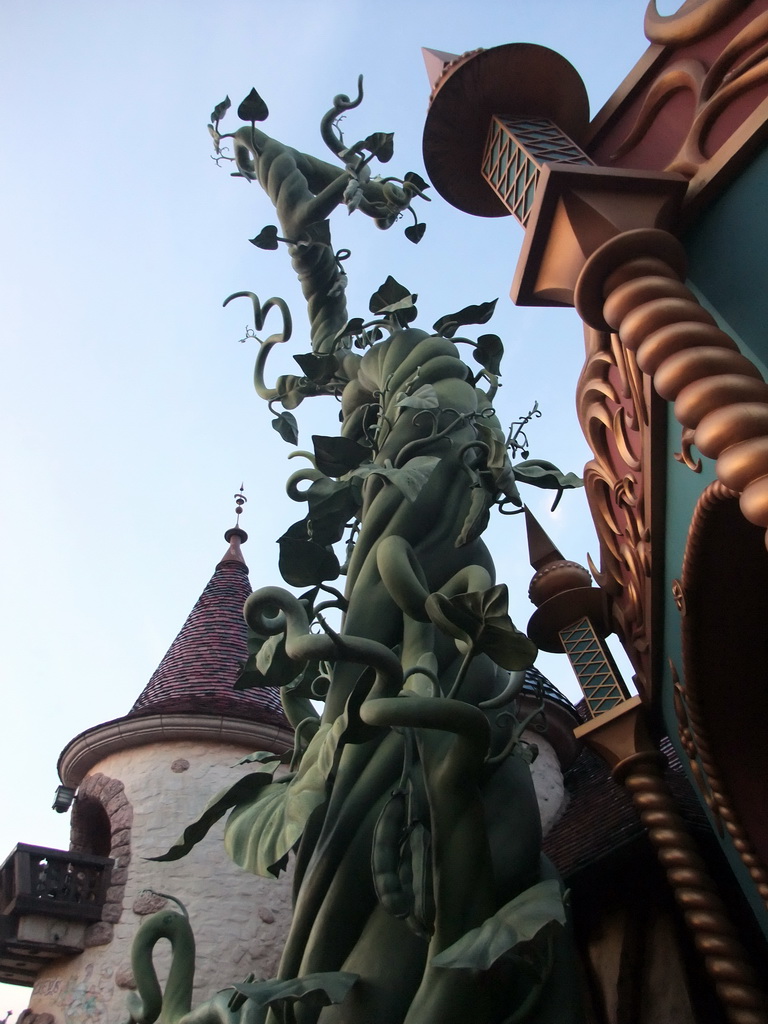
[675,479,768,907]
[614,750,768,1024]
[573,232,768,1019]
[575,227,768,551]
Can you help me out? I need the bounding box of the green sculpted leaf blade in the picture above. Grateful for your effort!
[432,299,497,339]
[233,971,358,1012]
[352,460,435,503]
[425,584,538,670]
[149,767,280,862]
[271,410,299,445]
[431,879,567,971]
[368,276,418,324]
[474,333,504,375]
[404,222,426,244]
[277,536,340,586]
[210,95,231,124]
[312,434,371,477]
[237,87,269,122]
[250,225,280,250]
[511,459,583,492]
[224,713,349,877]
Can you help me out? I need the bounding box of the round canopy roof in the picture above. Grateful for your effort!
[422,43,590,218]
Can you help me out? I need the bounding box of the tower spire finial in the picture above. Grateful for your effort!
[223,484,248,558]
[234,483,247,530]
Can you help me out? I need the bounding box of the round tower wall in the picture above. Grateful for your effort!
[525,732,568,836]
[25,733,568,1024]
[26,738,293,1024]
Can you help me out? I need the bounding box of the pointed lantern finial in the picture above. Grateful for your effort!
[524,506,591,607]
[421,47,461,92]
[524,507,630,718]
[222,484,248,563]
[234,483,247,529]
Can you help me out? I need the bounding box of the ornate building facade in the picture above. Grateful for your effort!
[422,2,768,1021]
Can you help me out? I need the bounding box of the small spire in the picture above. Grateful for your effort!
[422,47,460,91]
[525,505,564,571]
[524,506,592,609]
[234,483,247,529]
[223,484,248,563]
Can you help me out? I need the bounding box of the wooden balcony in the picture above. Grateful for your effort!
[0,844,112,986]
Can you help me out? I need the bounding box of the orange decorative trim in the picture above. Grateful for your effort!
[644,0,750,47]
[615,749,768,1023]
[575,228,768,914]
[576,325,653,695]
[575,228,768,552]
[676,482,768,907]
[671,578,686,613]
[589,1,768,218]
[674,426,703,472]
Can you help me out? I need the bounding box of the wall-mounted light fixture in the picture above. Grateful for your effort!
[52,784,76,813]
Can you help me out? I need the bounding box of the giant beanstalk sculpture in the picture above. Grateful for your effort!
[129,82,584,1024]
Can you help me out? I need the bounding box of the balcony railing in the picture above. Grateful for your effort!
[0,844,112,923]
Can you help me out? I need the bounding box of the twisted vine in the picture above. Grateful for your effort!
[131,81,584,1024]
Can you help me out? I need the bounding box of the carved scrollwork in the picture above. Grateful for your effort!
[674,426,703,472]
[671,577,686,613]
[577,326,652,692]
[644,0,749,47]
[613,2,768,180]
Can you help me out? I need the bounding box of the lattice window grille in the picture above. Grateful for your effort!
[482,116,593,226]
[560,616,630,718]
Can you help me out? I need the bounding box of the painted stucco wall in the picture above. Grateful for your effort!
[25,731,567,1024]
[526,732,567,837]
[27,739,293,1024]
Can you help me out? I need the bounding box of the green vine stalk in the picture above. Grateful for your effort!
[127,80,585,1024]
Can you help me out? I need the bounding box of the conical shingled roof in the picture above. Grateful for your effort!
[129,527,287,728]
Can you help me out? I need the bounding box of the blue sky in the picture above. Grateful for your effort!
[0,1,656,1015]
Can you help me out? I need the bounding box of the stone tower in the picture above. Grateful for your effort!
[21,521,294,1024]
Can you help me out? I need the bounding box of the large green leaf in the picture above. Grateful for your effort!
[312,435,371,477]
[512,459,583,511]
[278,536,340,587]
[404,222,427,244]
[305,477,362,546]
[233,971,358,1017]
[234,751,284,766]
[512,459,582,492]
[474,333,504,375]
[333,317,366,344]
[425,584,537,670]
[294,352,338,384]
[149,766,280,863]
[432,299,497,339]
[403,171,430,195]
[395,384,439,410]
[368,276,418,325]
[271,410,299,445]
[456,485,492,548]
[210,96,231,125]
[352,457,437,504]
[236,620,309,691]
[431,879,566,971]
[250,225,279,250]
[224,713,349,876]
[362,131,394,163]
[237,87,269,123]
